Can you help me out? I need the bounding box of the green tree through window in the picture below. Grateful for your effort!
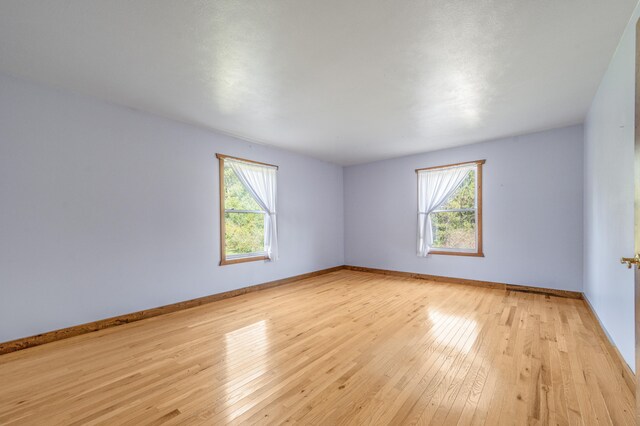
[223,164,266,256]
[430,170,477,250]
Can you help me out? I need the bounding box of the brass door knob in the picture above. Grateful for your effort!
[620,254,640,269]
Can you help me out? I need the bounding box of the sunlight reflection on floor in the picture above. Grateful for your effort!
[223,320,269,418]
[427,310,478,354]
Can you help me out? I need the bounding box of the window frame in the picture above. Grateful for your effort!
[217,153,278,266]
[416,159,485,257]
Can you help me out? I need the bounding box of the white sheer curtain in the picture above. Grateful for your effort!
[417,165,473,256]
[228,159,279,261]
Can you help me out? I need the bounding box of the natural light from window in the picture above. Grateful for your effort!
[417,160,484,257]
[430,169,477,251]
[223,162,267,258]
[217,154,279,265]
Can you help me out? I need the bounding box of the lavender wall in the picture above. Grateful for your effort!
[583,4,639,371]
[0,73,344,343]
[344,125,584,292]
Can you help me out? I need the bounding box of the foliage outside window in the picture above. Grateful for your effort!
[224,164,266,257]
[218,155,277,265]
[417,160,484,257]
[430,170,477,250]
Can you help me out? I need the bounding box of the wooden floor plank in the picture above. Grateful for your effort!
[0,270,633,425]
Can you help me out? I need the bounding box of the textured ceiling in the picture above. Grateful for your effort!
[0,1,636,165]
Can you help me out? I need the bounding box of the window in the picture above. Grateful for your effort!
[416,160,484,257]
[217,154,278,265]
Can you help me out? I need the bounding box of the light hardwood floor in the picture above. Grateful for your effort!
[0,270,634,425]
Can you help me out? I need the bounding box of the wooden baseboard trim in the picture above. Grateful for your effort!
[0,265,345,356]
[343,265,583,299]
[582,295,636,396]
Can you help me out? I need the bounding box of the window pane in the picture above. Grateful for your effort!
[431,211,476,250]
[225,212,265,256]
[439,169,475,210]
[224,163,262,211]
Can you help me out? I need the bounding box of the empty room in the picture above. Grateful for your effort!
[1,1,640,424]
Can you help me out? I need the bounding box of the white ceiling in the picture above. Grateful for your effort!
[0,1,637,165]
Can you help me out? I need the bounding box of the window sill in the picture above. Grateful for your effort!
[220,255,269,266]
[428,250,484,257]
